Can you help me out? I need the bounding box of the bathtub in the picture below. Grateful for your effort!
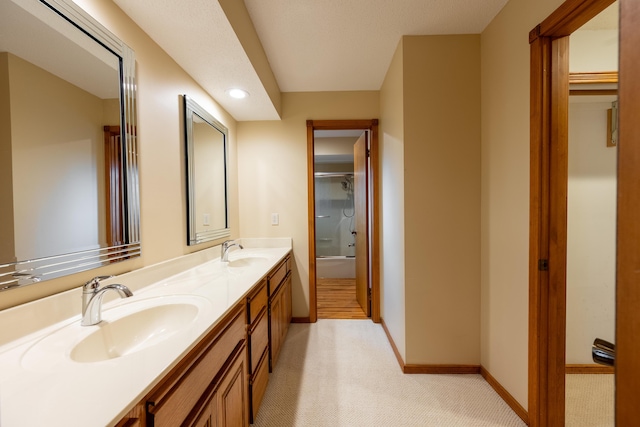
[316,256,355,279]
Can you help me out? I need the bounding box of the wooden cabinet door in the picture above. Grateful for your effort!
[269,274,293,372]
[216,349,248,427]
[147,306,246,427]
[282,275,292,338]
[249,350,269,423]
[269,287,283,371]
[190,399,216,427]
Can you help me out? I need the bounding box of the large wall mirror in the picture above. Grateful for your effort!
[0,0,140,291]
[183,95,230,245]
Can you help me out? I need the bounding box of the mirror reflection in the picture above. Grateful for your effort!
[0,0,140,290]
[184,95,230,245]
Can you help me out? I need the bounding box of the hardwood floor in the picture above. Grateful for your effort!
[317,278,368,319]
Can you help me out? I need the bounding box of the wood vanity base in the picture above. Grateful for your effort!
[116,252,293,427]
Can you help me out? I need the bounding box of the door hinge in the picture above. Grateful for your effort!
[538,259,549,271]
[366,149,371,157]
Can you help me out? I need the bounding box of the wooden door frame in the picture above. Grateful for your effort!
[615,0,640,421]
[528,0,616,425]
[104,125,123,248]
[306,119,380,323]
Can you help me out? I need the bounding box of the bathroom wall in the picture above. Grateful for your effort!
[379,40,406,361]
[480,0,566,410]
[237,91,379,318]
[9,54,110,261]
[378,35,481,366]
[193,122,226,231]
[0,53,15,265]
[314,136,358,157]
[0,0,239,310]
[403,35,481,365]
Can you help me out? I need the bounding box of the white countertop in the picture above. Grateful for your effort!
[0,239,292,427]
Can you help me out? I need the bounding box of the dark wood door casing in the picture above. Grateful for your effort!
[528,0,616,425]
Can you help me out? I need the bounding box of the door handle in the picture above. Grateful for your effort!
[592,338,615,367]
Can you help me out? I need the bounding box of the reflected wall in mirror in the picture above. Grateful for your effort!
[183,95,230,245]
[0,0,140,291]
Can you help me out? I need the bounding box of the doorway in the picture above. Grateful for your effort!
[314,130,366,319]
[565,75,617,426]
[306,120,380,323]
[527,0,640,425]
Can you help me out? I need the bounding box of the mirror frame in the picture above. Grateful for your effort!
[0,0,140,291]
[183,95,230,245]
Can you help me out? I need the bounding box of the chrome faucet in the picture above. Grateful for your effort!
[81,276,133,326]
[221,240,243,262]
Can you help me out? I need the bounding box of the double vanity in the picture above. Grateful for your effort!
[0,239,292,426]
[1,2,292,425]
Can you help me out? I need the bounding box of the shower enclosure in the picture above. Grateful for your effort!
[314,172,356,278]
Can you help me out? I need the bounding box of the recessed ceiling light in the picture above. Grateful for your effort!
[226,88,249,99]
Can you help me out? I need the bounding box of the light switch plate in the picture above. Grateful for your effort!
[271,213,279,226]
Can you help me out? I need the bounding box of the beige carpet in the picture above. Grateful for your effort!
[252,320,526,426]
[565,374,614,427]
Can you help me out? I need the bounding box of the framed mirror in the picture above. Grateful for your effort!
[183,95,230,245]
[0,0,140,291]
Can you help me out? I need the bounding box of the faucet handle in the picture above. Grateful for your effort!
[83,275,114,292]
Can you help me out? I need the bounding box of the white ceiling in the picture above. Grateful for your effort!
[112,0,280,121]
[111,0,617,122]
[245,0,510,92]
[111,0,511,121]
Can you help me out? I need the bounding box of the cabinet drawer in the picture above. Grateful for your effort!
[248,279,267,325]
[147,307,246,427]
[268,258,288,296]
[250,350,269,423]
[249,308,268,374]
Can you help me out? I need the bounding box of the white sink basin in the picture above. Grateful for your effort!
[21,296,209,369]
[71,303,198,363]
[226,256,269,269]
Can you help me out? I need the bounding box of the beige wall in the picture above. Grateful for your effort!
[9,54,106,260]
[379,40,406,360]
[480,0,565,409]
[566,98,617,364]
[193,121,226,232]
[237,91,379,317]
[570,29,619,72]
[0,0,239,310]
[403,35,481,364]
[0,53,14,264]
[314,136,359,157]
[378,35,481,365]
